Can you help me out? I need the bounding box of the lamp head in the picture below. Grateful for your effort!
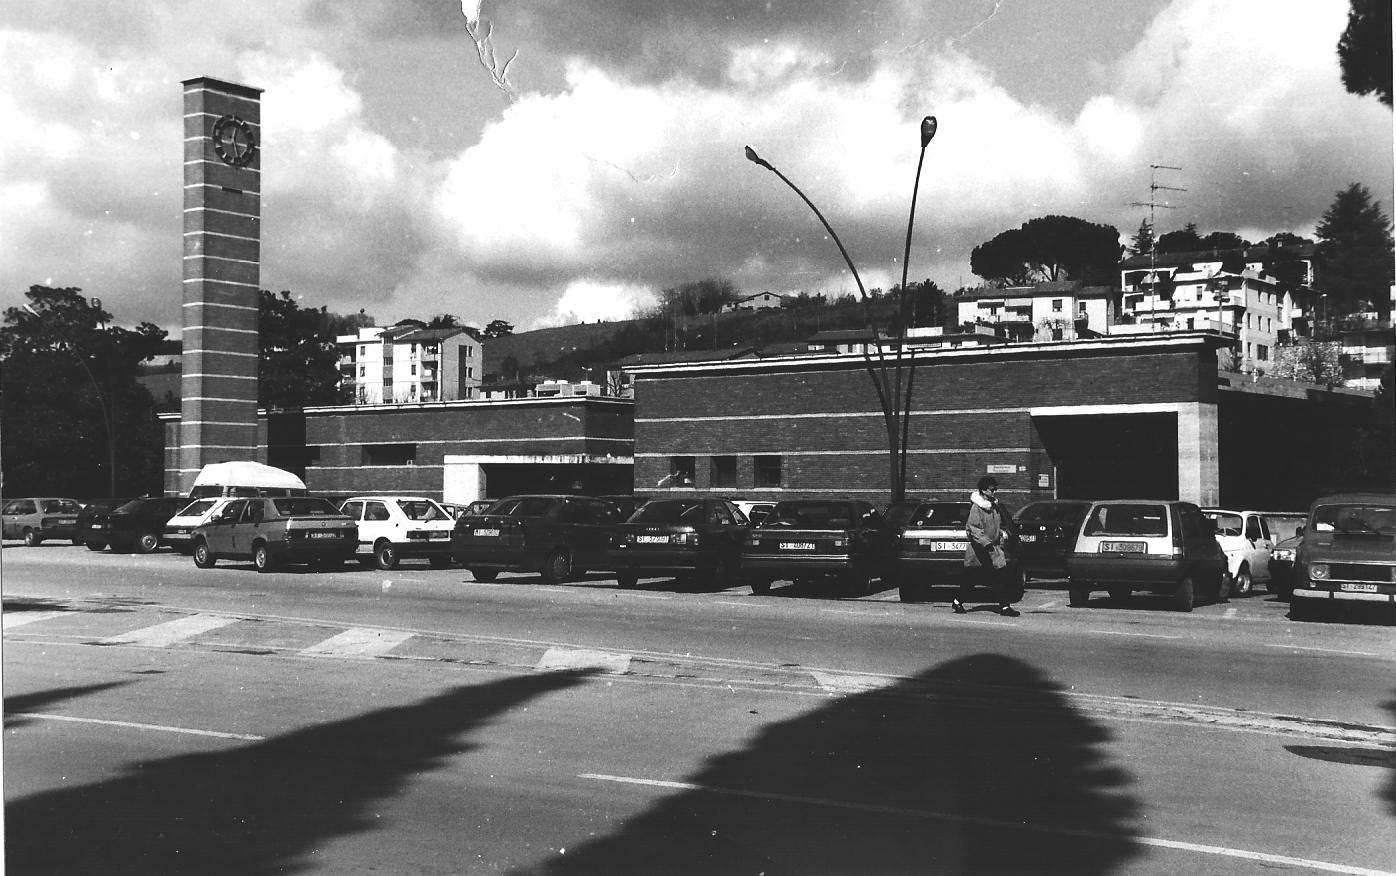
[744,146,773,171]
[920,116,937,147]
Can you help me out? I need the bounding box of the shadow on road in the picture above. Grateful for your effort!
[1387,693,1396,818]
[5,669,595,874]
[516,653,1142,874]
[4,681,136,731]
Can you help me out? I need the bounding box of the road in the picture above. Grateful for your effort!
[3,543,1393,875]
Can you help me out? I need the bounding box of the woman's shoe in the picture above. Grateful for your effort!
[951,598,967,614]
[997,605,1021,617]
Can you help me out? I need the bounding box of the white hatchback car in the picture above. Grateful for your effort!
[1201,509,1275,596]
[163,497,236,555]
[340,496,457,570]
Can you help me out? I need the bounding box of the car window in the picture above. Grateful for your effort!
[217,500,247,522]
[1261,515,1304,542]
[767,501,856,528]
[178,499,218,517]
[559,500,592,524]
[341,501,364,520]
[1311,503,1396,535]
[1244,516,1264,540]
[271,497,342,517]
[365,502,391,522]
[712,502,739,525]
[247,501,266,524]
[908,503,970,527]
[1204,512,1243,536]
[400,500,448,521]
[1015,502,1089,524]
[633,500,699,524]
[1084,504,1169,537]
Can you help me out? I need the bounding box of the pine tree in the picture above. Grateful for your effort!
[1129,220,1154,257]
[1315,183,1395,313]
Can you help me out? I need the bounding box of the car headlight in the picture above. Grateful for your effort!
[1308,562,1329,580]
[1272,548,1293,562]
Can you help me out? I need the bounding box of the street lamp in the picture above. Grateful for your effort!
[746,116,937,502]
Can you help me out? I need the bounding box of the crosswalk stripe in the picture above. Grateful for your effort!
[3,611,70,631]
[101,614,238,647]
[536,647,631,674]
[811,671,898,694]
[300,627,414,658]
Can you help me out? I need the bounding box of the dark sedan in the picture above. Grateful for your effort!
[451,494,624,584]
[1013,499,1092,580]
[886,499,972,602]
[740,499,896,596]
[609,498,750,589]
[86,496,191,553]
[75,498,134,550]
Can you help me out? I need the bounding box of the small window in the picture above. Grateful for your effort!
[1078,301,1087,314]
[711,455,737,488]
[754,455,782,488]
[660,456,695,488]
[1052,299,1063,312]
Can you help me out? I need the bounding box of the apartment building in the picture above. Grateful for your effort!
[952,283,1115,341]
[337,321,483,404]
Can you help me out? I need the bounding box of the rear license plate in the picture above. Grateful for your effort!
[780,542,816,551]
[1341,583,1379,593]
[636,535,670,544]
[932,540,968,552]
[309,531,339,540]
[1018,535,1037,543]
[1101,541,1146,553]
[90,524,102,529]
[427,531,449,539]
[474,528,500,537]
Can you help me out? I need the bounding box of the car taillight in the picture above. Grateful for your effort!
[676,532,701,547]
[830,535,849,549]
[743,532,759,547]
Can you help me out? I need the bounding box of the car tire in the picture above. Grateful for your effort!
[1068,584,1091,607]
[193,540,216,569]
[469,568,499,582]
[22,529,40,547]
[134,532,161,554]
[428,555,451,570]
[541,549,571,585]
[616,571,638,589]
[1107,585,1131,604]
[373,540,400,571]
[253,542,276,573]
[1232,565,1253,597]
[748,574,771,596]
[1173,575,1195,612]
[86,541,106,552]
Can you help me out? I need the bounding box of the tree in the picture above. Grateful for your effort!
[1314,182,1395,312]
[259,290,348,409]
[483,319,514,338]
[1271,340,1344,385]
[1261,232,1313,249]
[0,286,167,496]
[323,308,375,337]
[970,216,1121,286]
[1129,220,1155,257]
[1337,0,1392,107]
[1155,223,1203,254]
[1199,231,1251,252]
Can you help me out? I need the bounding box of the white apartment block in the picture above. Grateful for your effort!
[952,283,1115,341]
[337,322,483,404]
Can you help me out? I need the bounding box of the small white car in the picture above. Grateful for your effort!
[164,497,236,554]
[1201,509,1275,596]
[340,496,457,570]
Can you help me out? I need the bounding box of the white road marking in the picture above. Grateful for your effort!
[536,647,631,674]
[1037,600,1058,609]
[715,600,776,608]
[300,627,414,658]
[1088,629,1184,640]
[101,614,239,647]
[2,611,69,630]
[12,712,263,741]
[579,773,1396,876]
[1264,643,1389,658]
[1223,607,1238,619]
[461,580,503,587]
[811,671,898,694]
[624,593,672,600]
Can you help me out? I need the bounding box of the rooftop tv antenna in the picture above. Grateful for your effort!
[1130,164,1185,321]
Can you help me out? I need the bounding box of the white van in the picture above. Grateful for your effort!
[189,462,309,500]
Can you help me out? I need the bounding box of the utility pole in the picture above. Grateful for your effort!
[1131,164,1185,330]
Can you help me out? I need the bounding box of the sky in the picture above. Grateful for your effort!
[1,0,1391,336]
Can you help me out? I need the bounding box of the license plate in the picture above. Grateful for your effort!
[90,524,102,529]
[429,531,449,539]
[1018,534,1037,543]
[780,542,816,551]
[932,540,968,552]
[309,531,339,540]
[1101,541,1146,553]
[1341,583,1379,593]
[474,528,500,537]
[636,535,670,544]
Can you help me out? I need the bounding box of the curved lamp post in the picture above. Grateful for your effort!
[745,116,937,502]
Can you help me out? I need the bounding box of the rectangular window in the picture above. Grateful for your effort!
[662,456,695,487]
[363,443,417,466]
[359,345,367,357]
[410,363,417,375]
[1052,299,1063,312]
[1078,301,1087,314]
[711,455,737,488]
[754,455,782,488]
[1257,344,1269,361]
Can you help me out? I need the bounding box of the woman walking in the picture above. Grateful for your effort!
[953,476,1021,617]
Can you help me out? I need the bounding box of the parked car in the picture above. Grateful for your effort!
[730,499,777,526]
[1,497,84,545]
[1259,512,1307,545]
[1289,492,1396,620]
[444,500,496,519]
[75,498,135,550]
[609,498,750,589]
[1202,508,1276,596]
[87,496,190,553]
[885,499,973,602]
[1012,499,1092,580]
[740,499,896,596]
[191,496,358,572]
[164,498,237,554]
[450,494,624,583]
[1066,500,1229,611]
[599,494,652,520]
[340,496,457,570]
[1267,532,1303,599]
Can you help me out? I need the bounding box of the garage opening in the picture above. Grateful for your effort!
[1034,412,1178,500]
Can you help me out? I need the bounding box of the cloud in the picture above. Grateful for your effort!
[535,279,657,328]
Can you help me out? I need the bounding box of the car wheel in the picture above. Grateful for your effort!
[469,569,499,582]
[134,531,161,554]
[616,571,638,589]
[1232,565,1252,597]
[541,549,571,584]
[373,540,400,571]
[86,541,106,552]
[428,555,451,570]
[1107,585,1131,604]
[253,542,276,573]
[22,529,40,547]
[1173,575,1195,612]
[193,540,216,569]
[1068,584,1091,607]
[748,574,771,596]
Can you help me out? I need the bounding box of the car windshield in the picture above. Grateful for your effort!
[631,500,706,524]
[893,502,968,527]
[176,499,219,517]
[1261,514,1306,543]
[487,497,555,518]
[1083,504,1169,537]
[766,501,859,529]
[400,500,450,521]
[271,498,342,516]
[1017,502,1090,524]
[1311,503,1396,536]
[1203,512,1244,536]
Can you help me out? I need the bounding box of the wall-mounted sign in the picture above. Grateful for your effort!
[1038,474,1051,488]
[986,464,1016,474]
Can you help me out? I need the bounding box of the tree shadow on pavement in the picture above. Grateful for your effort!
[5,669,594,874]
[516,653,1142,875]
[4,681,134,730]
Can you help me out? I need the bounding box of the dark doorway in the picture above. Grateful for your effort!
[1034,412,1178,499]
[482,463,633,499]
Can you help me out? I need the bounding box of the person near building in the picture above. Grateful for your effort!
[954,476,1021,617]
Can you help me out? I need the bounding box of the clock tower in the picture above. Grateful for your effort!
[176,76,264,493]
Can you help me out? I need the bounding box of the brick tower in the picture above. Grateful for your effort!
[177,77,263,493]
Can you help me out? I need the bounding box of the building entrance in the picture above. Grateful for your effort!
[1034,412,1179,500]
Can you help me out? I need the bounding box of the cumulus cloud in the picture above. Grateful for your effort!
[537,279,658,328]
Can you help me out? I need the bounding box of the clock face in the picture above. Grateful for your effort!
[211,114,257,167]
